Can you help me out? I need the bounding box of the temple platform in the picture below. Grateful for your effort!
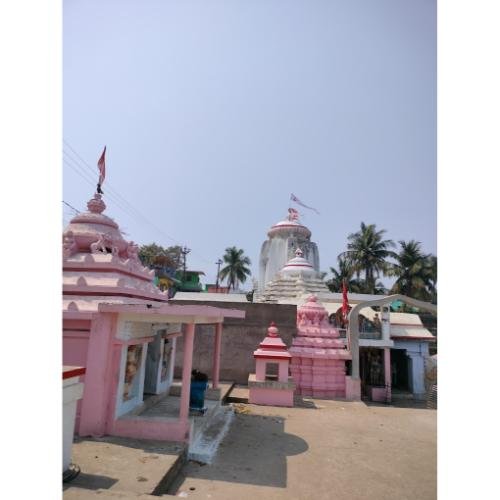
[115,381,236,464]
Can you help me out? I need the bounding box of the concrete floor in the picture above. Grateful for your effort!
[64,436,185,498]
[167,398,436,500]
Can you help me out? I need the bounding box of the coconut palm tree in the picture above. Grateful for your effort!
[427,254,437,303]
[326,256,354,292]
[219,247,252,292]
[340,222,396,294]
[327,255,387,295]
[389,240,436,301]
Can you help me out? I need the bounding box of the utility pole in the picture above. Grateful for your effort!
[181,246,191,282]
[215,259,223,292]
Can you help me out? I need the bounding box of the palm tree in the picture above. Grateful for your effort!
[389,240,436,301]
[219,247,252,292]
[326,256,354,292]
[427,254,437,303]
[340,222,396,294]
[327,255,387,295]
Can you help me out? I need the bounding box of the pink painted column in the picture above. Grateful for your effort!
[212,322,222,389]
[79,312,117,437]
[179,323,195,421]
[278,360,289,382]
[384,347,392,403]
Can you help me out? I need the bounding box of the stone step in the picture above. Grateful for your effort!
[188,405,234,464]
[391,390,416,400]
[225,384,249,403]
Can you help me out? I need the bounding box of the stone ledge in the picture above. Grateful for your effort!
[248,373,296,390]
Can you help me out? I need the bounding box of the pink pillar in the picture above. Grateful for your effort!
[256,360,266,381]
[384,347,392,402]
[278,360,289,382]
[79,312,117,437]
[179,323,195,421]
[212,322,222,389]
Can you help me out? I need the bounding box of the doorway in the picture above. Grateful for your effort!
[390,348,410,391]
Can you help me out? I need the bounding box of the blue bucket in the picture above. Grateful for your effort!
[190,380,208,410]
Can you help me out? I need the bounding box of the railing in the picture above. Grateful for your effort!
[337,328,382,340]
[359,329,382,340]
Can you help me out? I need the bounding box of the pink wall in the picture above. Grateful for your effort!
[111,418,189,443]
[249,387,294,407]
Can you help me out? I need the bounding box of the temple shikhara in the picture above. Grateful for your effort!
[290,295,353,399]
[257,209,325,298]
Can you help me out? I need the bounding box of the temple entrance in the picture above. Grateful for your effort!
[390,348,410,391]
[359,347,385,397]
[143,332,175,397]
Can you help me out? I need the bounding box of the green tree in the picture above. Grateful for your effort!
[326,256,355,292]
[219,247,252,292]
[340,222,396,294]
[388,240,436,301]
[139,243,183,270]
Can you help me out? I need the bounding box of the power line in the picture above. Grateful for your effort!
[62,200,80,214]
[63,155,158,229]
[63,152,141,219]
[62,140,212,265]
[63,145,182,241]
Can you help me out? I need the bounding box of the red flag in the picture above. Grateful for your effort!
[342,279,349,320]
[290,193,320,214]
[97,146,106,186]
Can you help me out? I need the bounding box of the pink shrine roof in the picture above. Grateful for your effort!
[253,322,292,360]
[62,193,169,317]
[291,295,352,360]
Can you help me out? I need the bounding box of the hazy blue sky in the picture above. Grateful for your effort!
[63,0,436,286]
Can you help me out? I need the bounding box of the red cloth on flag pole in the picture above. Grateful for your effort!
[290,193,320,214]
[342,279,349,320]
[97,146,106,186]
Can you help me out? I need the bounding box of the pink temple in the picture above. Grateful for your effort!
[248,322,295,407]
[62,192,244,443]
[290,295,352,399]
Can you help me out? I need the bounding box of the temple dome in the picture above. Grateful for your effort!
[268,218,311,239]
[63,193,129,257]
[62,191,168,312]
[281,248,315,277]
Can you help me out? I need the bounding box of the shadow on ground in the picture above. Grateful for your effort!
[293,395,321,409]
[165,410,308,494]
[363,400,435,410]
[63,472,118,491]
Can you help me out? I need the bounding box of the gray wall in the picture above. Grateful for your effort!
[170,299,297,384]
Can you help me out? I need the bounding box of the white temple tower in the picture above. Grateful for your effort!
[257,209,321,293]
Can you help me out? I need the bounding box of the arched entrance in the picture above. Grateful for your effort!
[346,294,437,401]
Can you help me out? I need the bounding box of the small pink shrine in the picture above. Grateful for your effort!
[290,295,354,399]
[63,191,244,443]
[248,322,295,407]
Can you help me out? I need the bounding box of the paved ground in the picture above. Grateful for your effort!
[64,436,185,498]
[167,399,436,500]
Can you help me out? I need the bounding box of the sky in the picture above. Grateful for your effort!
[63,0,436,287]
